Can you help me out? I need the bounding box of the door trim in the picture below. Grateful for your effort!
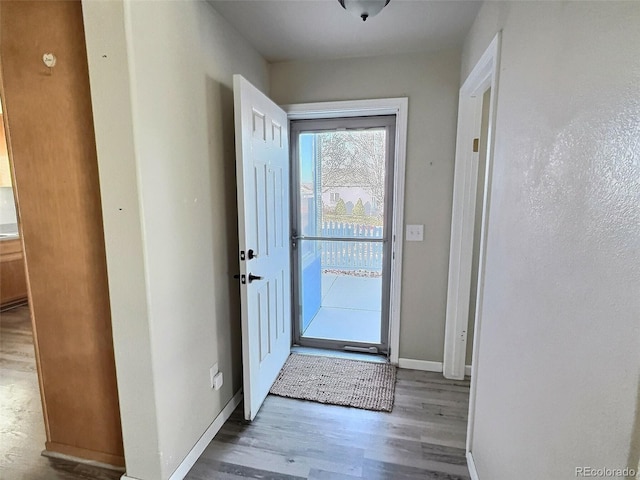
[282,98,408,365]
[440,32,501,460]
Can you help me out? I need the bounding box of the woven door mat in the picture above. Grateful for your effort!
[269,353,396,412]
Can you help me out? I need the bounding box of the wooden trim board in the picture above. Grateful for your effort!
[42,446,125,472]
[467,451,480,480]
[398,358,443,372]
[397,358,472,377]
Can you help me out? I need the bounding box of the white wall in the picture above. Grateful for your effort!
[270,50,461,362]
[82,1,268,478]
[463,2,640,479]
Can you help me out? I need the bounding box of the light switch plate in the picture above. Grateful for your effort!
[406,224,424,241]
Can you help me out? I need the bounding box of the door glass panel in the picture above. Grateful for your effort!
[296,127,388,347]
[298,238,383,344]
[298,130,387,238]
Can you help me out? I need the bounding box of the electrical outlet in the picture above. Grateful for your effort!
[406,224,424,241]
[213,372,224,391]
[209,363,218,389]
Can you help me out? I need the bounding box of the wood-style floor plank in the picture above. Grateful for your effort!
[2,304,471,480]
[186,363,470,479]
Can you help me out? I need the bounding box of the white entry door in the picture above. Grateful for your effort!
[233,74,291,421]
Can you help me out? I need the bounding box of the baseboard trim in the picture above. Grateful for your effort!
[398,358,443,372]
[42,449,125,473]
[465,365,472,377]
[0,298,28,312]
[165,389,243,480]
[43,442,125,470]
[467,451,480,480]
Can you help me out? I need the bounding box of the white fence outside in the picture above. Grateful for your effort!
[320,222,383,272]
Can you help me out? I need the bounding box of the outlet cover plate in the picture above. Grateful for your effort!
[213,372,224,390]
[209,363,219,388]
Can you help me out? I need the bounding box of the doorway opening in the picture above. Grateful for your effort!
[440,33,501,477]
[291,115,396,355]
[234,79,408,418]
[443,33,500,384]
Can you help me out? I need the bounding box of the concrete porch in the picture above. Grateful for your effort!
[301,273,382,344]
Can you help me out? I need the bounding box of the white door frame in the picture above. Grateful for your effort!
[443,34,501,380]
[282,98,408,365]
[440,32,501,476]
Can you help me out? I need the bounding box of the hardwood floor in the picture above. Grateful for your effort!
[186,368,471,479]
[1,304,471,479]
[0,305,121,480]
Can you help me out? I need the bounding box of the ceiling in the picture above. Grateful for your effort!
[208,0,482,63]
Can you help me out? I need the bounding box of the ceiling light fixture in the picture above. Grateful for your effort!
[338,0,391,22]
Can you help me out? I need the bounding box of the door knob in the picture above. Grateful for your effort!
[248,273,262,283]
[248,249,257,259]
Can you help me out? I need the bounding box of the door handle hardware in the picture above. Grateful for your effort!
[248,273,262,283]
[248,249,257,260]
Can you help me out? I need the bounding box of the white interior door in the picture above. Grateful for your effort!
[233,74,291,421]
